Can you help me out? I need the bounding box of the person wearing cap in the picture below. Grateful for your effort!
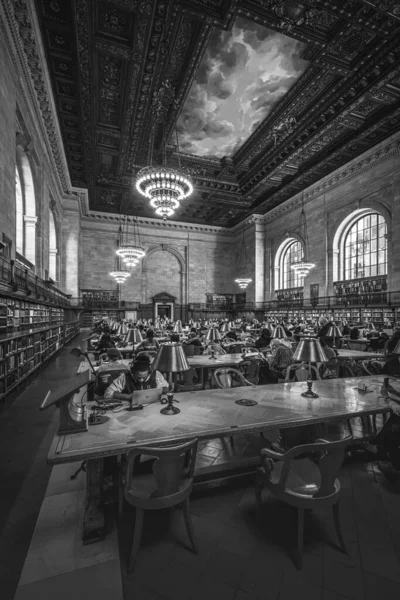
[97,348,124,372]
[103,354,168,403]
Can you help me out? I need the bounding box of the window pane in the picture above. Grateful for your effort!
[343,213,387,280]
[378,263,385,275]
[370,214,376,226]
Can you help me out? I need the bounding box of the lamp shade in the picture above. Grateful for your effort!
[206,328,221,342]
[124,328,143,345]
[272,325,286,339]
[220,322,231,334]
[173,320,183,334]
[326,325,343,339]
[117,323,128,336]
[293,338,328,363]
[111,321,119,332]
[393,340,400,355]
[152,343,190,373]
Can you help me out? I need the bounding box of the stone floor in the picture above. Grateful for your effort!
[1,332,400,600]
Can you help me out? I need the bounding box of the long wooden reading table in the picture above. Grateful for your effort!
[48,376,388,544]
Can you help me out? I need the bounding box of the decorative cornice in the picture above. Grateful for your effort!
[262,131,400,225]
[1,0,72,195]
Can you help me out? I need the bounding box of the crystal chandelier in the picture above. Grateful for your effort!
[290,194,315,277]
[135,76,193,221]
[235,223,252,290]
[109,219,131,285]
[115,215,145,268]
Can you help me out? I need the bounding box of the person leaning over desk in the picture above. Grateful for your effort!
[104,354,168,405]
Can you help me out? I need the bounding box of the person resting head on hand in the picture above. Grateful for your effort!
[103,354,168,405]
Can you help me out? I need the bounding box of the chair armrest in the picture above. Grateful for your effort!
[261,447,285,461]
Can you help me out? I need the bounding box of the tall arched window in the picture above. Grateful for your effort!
[49,209,58,281]
[15,167,24,255]
[343,213,387,280]
[15,146,37,266]
[275,238,305,290]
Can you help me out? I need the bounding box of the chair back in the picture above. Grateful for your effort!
[193,345,203,355]
[213,367,255,388]
[183,344,195,357]
[94,367,129,397]
[230,343,244,354]
[348,342,362,351]
[276,437,352,498]
[284,363,320,382]
[361,360,384,376]
[338,362,355,377]
[239,358,262,385]
[125,439,198,505]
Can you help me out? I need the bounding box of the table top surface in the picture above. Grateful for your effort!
[336,349,382,360]
[48,376,388,464]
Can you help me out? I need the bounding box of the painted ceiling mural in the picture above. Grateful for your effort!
[177,17,310,158]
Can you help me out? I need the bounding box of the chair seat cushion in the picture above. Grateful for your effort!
[262,458,339,499]
[125,471,192,503]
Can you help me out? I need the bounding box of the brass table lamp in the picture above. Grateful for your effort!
[123,328,143,345]
[325,325,342,348]
[152,343,190,415]
[272,325,286,339]
[293,338,328,398]
[206,327,221,359]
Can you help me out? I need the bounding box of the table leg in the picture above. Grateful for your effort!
[83,458,105,544]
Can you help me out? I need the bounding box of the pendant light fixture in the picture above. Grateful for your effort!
[116,215,145,268]
[110,217,131,285]
[290,194,315,278]
[235,222,252,290]
[135,7,193,221]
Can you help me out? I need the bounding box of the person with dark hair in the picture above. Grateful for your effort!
[135,329,160,353]
[96,333,115,352]
[170,333,180,342]
[97,348,123,372]
[349,326,360,340]
[255,328,272,350]
[104,354,168,403]
[186,328,203,347]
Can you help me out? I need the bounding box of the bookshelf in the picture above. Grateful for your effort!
[0,321,80,401]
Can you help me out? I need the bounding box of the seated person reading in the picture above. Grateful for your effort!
[135,329,160,353]
[97,347,124,371]
[104,354,168,405]
[185,328,203,347]
[97,332,115,352]
[255,328,272,350]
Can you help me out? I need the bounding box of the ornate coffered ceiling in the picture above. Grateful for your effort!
[30,0,400,226]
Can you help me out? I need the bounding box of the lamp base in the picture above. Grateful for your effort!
[301,380,319,398]
[160,404,180,415]
[301,390,319,398]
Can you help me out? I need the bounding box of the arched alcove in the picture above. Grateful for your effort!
[15,145,37,265]
[141,245,186,306]
[274,236,305,291]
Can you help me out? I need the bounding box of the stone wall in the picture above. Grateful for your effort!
[80,216,236,304]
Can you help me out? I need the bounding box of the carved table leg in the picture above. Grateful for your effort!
[83,458,105,544]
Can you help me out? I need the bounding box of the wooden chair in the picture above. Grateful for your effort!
[255,436,352,570]
[120,439,199,573]
[193,345,203,355]
[360,360,384,376]
[229,343,245,354]
[136,350,157,363]
[175,367,203,392]
[284,363,321,382]
[238,357,262,385]
[213,367,256,389]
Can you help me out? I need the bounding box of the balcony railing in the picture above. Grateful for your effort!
[0,255,70,306]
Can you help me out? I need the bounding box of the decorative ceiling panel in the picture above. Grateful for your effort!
[31,0,400,226]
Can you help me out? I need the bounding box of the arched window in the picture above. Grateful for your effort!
[49,209,58,281]
[343,213,387,280]
[15,167,24,255]
[275,238,305,290]
[15,147,37,266]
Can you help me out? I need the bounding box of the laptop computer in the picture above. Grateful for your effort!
[132,388,162,405]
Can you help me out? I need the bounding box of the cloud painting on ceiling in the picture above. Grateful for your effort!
[177,17,309,158]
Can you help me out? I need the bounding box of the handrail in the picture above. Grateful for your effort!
[0,255,70,306]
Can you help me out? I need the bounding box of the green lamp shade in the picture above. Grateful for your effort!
[124,328,143,345]
[206,328,221,342]
[272,325,286,339]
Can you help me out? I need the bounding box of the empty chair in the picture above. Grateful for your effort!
[255,436,352,570]
[229,343,244,354]
[213,367,255,389]
[361,360,384,376]
[175,367,203,392]
[119,439,199,573]
[284,363,321,383]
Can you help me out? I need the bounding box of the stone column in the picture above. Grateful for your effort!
[254,220,265,305]
[61,204,80,298]
[23,215,37,266]
[49,248,57,281]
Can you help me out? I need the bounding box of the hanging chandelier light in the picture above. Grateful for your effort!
[115,215,145,268]
[134,7,193,222]
[290,194,315,278]
[234,222,252,290]
[110,219,131,285]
